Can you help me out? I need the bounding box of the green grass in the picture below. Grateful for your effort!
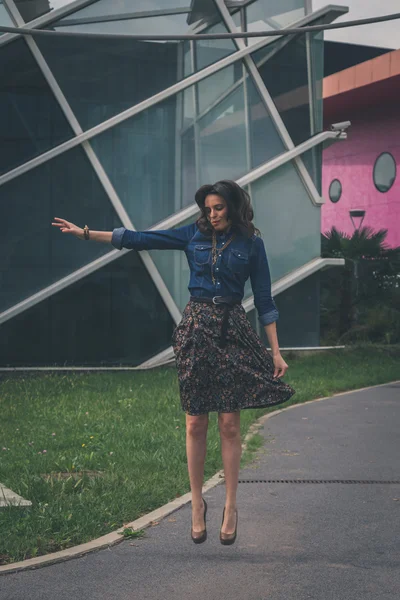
[0,344,399,564]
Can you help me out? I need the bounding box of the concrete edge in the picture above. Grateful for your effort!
[1,378,398,575]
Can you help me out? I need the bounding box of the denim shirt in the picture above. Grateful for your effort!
[111,223,279,326]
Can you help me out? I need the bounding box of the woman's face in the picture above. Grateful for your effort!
[204,194,230,232]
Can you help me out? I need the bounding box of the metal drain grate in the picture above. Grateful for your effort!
[238,479,400,484]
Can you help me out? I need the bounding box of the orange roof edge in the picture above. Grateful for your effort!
[323,47,400,98]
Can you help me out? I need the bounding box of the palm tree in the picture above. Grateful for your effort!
[321,226,400,340]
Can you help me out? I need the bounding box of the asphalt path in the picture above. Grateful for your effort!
[1,382,399,600]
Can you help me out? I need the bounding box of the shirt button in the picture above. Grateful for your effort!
[216,268,219,271]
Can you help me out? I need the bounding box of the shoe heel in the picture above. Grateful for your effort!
[220,507,238,545]
[191,498,207,544]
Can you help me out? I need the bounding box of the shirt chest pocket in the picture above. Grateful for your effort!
[194,244,212,265]
[228,248,249,276]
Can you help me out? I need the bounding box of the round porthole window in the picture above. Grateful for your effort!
[329,179,342,203]
[373,152,396,192]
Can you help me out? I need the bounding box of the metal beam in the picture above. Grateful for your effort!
[0,127,345,328]
[0,5,348,189]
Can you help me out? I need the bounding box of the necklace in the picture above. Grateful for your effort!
[211,229,236,285]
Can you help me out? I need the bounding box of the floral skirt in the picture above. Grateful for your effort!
[171,300,296,415]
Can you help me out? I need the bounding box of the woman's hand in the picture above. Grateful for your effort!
[52,217,84,239]
[272,352,289,379]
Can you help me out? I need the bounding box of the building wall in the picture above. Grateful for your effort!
[0,0,330,366]
[322,106,400,248]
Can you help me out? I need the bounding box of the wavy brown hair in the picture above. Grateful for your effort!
[195,180,260,238]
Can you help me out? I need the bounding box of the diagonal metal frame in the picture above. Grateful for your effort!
[57,7,192,28]
[0,4,347,189]
[0,128,345,328]
[0,0,100,47]
[0,1,348,365]
[214,0,327,205]
[2,0,183,327]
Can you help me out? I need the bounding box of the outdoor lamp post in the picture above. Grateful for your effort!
[349,209,365,231]
[349,209,366,302]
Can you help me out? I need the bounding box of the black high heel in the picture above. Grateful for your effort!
[191,498,207,544]
[220,507,238,545]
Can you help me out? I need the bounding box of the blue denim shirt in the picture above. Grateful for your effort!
[111,223,279,326]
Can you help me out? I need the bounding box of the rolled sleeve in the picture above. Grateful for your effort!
[250,236,279,326]
[259,308,280,326]
[110,223,197,251]
[111,227,126,250]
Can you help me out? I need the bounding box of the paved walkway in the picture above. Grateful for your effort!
[1,382,399,600]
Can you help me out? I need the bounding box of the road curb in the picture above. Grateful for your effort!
[1,379,398,575]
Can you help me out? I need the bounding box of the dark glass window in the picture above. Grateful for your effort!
[0,146,122,313]
[373,152,396,193]
[329,179,342,203]
[0,38,73,176]
[0,251,174,366]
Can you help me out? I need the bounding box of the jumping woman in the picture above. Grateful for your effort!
[52,179,295,546]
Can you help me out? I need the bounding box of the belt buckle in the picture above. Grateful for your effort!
[212,296,223,305]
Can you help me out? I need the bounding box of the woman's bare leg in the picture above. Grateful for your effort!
[218,411,241,534]
[186,413,209,532]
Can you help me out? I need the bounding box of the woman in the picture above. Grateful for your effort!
[52,180,295,546]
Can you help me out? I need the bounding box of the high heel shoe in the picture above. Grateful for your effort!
[220,507,238,545]
[191,498,207,544]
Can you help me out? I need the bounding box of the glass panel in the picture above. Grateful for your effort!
[181,126,197,202]
[0,146,122,313]
[36,35,185,131]
[247,73,285,169]
[13,0,82,22]
[247,271,320,347]
[149,216,197,312]
[251,160,320,282]
[245,0,305,46]
[196,60,241,115]
[195,21,235,72]
[0,38,73,176]
[198,83,248,183]
[38,2,236,130]
[230,9,242,30]
[0,251,174,366]
[0,1,13,33]
[302,145,322,193]
[252,32,311,148]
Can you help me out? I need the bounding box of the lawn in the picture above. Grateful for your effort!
[0,344,399,564]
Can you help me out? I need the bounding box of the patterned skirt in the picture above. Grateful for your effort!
[172,300,296,415]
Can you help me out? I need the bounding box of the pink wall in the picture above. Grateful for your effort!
[322,110,400,248]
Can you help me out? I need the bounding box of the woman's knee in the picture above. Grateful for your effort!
[186,414,208,439]
[218,413,240,440]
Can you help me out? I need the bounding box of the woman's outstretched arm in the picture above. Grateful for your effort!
[52,218,112,243]
[52,218,198,251]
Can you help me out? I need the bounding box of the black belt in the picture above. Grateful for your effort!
[190,296,241,348]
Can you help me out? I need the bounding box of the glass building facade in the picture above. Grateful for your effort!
[0,0,344,367]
